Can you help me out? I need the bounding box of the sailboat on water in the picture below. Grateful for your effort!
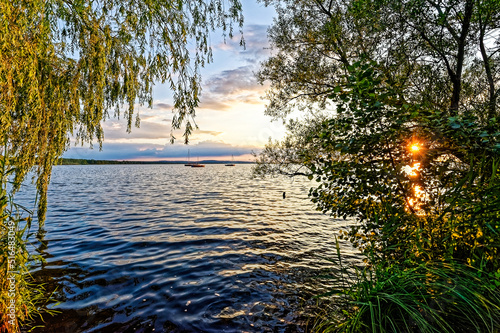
[184,149,192,166]
[225,155,235,166]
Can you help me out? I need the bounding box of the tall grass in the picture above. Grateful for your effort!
[313,240,500,333]
[0,158,57,332]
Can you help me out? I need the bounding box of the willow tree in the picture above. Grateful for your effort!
[0,0,244,224]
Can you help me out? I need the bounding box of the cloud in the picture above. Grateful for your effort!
[206,66,259,95]
[198,96,232,111]
[138,115,159,121]
[198,65,270,110]
[214,24,271,60]
[155,102,173,110]
[194,129,223,136]
[101,120,170,140]
[63,140,260,161]
[177,140,256,157]
[99,119,225,143]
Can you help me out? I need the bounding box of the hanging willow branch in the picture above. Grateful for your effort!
[0,0,244,224]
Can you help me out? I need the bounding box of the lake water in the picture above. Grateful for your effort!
[21,164,359,332]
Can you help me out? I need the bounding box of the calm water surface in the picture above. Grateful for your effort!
[22,165,358,332]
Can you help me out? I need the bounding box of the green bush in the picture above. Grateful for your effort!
[305,61,500,331]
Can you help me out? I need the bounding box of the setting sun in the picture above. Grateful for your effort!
[410,144,420,152]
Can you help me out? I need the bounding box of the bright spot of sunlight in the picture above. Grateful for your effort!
[408,162,421,177]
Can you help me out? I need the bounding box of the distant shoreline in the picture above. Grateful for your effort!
[57,158,255,165]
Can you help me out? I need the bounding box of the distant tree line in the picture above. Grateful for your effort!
[57,158,253,165]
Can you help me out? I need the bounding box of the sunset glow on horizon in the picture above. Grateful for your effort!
[62,1,278,162]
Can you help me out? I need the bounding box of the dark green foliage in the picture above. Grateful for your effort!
[308,61,500,270]
[256,0,500,331]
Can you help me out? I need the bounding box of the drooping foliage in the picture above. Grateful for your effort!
[0,0,244,223]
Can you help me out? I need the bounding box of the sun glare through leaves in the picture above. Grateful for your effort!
[406,141,427,214]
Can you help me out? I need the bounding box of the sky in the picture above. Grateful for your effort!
[63,1,283,162]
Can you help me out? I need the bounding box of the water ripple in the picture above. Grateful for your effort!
[25,164,360,332]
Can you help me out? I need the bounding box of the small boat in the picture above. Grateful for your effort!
[225,155,236,166]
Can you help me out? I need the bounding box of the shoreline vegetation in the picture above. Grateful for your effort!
[254,0,500,331]
[57,158,255,165]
